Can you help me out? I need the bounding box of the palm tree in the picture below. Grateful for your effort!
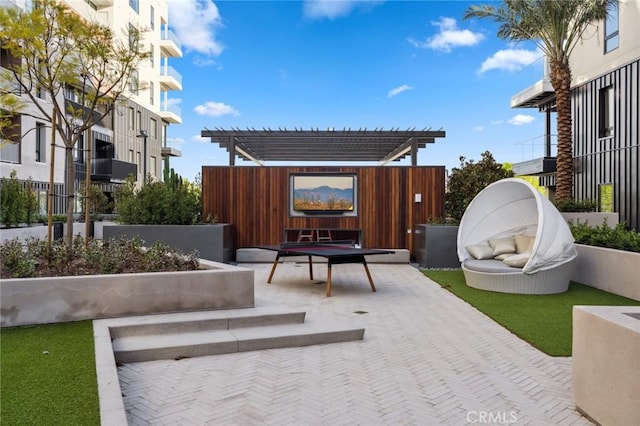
[464,0,617,201]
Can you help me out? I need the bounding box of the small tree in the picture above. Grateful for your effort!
[0,170,25,227]
[445,151,513,222]
[0,0,149,250]
[23,177,38,225]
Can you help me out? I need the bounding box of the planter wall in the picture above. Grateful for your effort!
[0,222,91,243]
[413,224,461,268]
[103,224,234,263]
[573,306,640,426]
[573,244,640,301]
[561,212,618,227]
[0,260,254,327]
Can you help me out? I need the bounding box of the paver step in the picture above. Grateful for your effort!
[108,306,306,339]
[112,321,365,363]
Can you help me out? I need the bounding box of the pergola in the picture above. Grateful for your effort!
[201,127,446,166]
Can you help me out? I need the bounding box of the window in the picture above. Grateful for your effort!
[0,114,20,163]
[36,59,45,99]
[0,142,20,163]
[129,0,139,14]
[149,43,154,68]
[150,156,157,178]
[128,149,134,163]
[136,151,141,172]
[35,122,46,162]
[599,183,614,213]
[604,1,619,53]
[136,110,142,131]
[150,118,157,138]
[128,23,138,50]
[150,5,155,30]
[128,70,139,95]
[74,134,84,163]
[599,85,614,138]
[149,81,154,106]
[128,107,135,130]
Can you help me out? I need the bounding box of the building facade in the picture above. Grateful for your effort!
[0,0,182,215]
[511,0,639,230]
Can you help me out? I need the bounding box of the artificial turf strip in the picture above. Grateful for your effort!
[0,320,100,426]
[422,270,640,357]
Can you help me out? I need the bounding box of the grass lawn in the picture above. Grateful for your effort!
[0,320,100,425]
[423,270,640,356]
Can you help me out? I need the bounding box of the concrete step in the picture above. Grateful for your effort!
[112,321,364,363]
[108,307,365,363]
[109,306,306,339]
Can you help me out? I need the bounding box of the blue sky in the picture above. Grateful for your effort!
[165,0,549,182]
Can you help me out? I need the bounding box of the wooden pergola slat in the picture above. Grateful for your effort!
[201,127,446,165]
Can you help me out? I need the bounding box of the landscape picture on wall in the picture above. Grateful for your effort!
[292,174,355,213]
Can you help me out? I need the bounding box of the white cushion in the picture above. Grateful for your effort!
[493,253,512,261]
[503,253,531,268]
[488,236,516,256]
[515,235,535,254]
[466,244,494,260]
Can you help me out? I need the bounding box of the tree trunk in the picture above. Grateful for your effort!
[550,59,574,202]
[65,145,75,250]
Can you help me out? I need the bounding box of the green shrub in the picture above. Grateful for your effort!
[113,169,201,225]
[0,236,199,279]
[445,151,513,223]
[570,222,640,253]
[0,170,25,227]
[554,199,597,212]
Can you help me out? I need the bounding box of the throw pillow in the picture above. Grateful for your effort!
[488,236,516,256]
[503,253,530,268]
[466,244,494,260]
[515,235,535,254]
[494,253,512,261]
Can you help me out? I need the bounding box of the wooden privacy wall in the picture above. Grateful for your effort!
[202,166,445,255]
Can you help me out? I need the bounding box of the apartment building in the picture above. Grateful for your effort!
[0,0,182,215]
[511,0,639,230]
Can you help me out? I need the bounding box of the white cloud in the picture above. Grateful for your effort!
[167,0,224,56]
[479,48,541,74]
[191,134,209,143]
[387,84,414,98]
[490,120,504,125]
[303,0,383,20]
[167,136,185,148]
[508,114,535,126]
[408,17,484,52]
[473,125,484,132]
[194,101,239,117]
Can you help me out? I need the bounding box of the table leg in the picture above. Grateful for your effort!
[326,265,332,297]
[308,255,313,280]
[267,255,280,283]
[363,261,377,292]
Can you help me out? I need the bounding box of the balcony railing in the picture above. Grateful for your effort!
[160,25,182,57]
[159,65,182,90]
[92,158,137,183]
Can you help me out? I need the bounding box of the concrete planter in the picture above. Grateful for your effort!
[573,244,640,301]
[413,224,461,268]
[0,259,254,327]
[561,212,618,227]
[573,306,640,426]
[103,224,235,263]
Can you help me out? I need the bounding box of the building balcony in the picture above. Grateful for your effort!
[92,158,137,183]
[159,100,182,124]
[159,65,182,91]
[512,157,557,176]
[161,146,182,158]
[160,25,182,58]
[511,79,555,109]
[91,0,114,9]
